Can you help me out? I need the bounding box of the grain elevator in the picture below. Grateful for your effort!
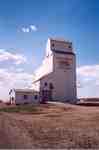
[33,38,77,103]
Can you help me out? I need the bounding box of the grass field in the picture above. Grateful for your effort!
[0,104,40,113]
[0,102,99,149]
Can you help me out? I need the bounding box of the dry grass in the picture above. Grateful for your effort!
[0,103,99,148]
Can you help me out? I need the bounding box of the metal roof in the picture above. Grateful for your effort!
[14,89,38,93]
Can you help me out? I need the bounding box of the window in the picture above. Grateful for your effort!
[68,45,72,48]
[44,82,47,86]
[23,95,28,100]
[52,43,55,47]
[49,83,54,90]
[34,95,38,100]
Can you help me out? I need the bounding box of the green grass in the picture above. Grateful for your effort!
[0,105,40,113]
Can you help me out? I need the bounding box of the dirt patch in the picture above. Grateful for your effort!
[0,103,99,148]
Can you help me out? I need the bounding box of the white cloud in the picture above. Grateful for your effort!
[77,65,99,78]
[0,68,33,101]
[30,25,37,31]
[21,25,37,33]
[77,65,99,86]
[21,27,30,33]
[0,68,33,87]
[0,49,27,65]
[77,64,99,98]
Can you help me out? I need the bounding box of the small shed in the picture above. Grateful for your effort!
[9,89,39,105]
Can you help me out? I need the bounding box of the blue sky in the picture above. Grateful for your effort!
[0,0,98,100]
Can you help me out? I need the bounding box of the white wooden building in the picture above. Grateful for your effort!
[9,89,39,105]
[33,38,77,103]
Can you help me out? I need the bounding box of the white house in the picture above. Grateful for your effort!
[9,89,39,105]
[33,38,77,103]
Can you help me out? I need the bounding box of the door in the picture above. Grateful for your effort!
[40,90,52,103]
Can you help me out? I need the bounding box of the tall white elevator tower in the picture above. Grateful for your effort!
[33,38,77,103]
